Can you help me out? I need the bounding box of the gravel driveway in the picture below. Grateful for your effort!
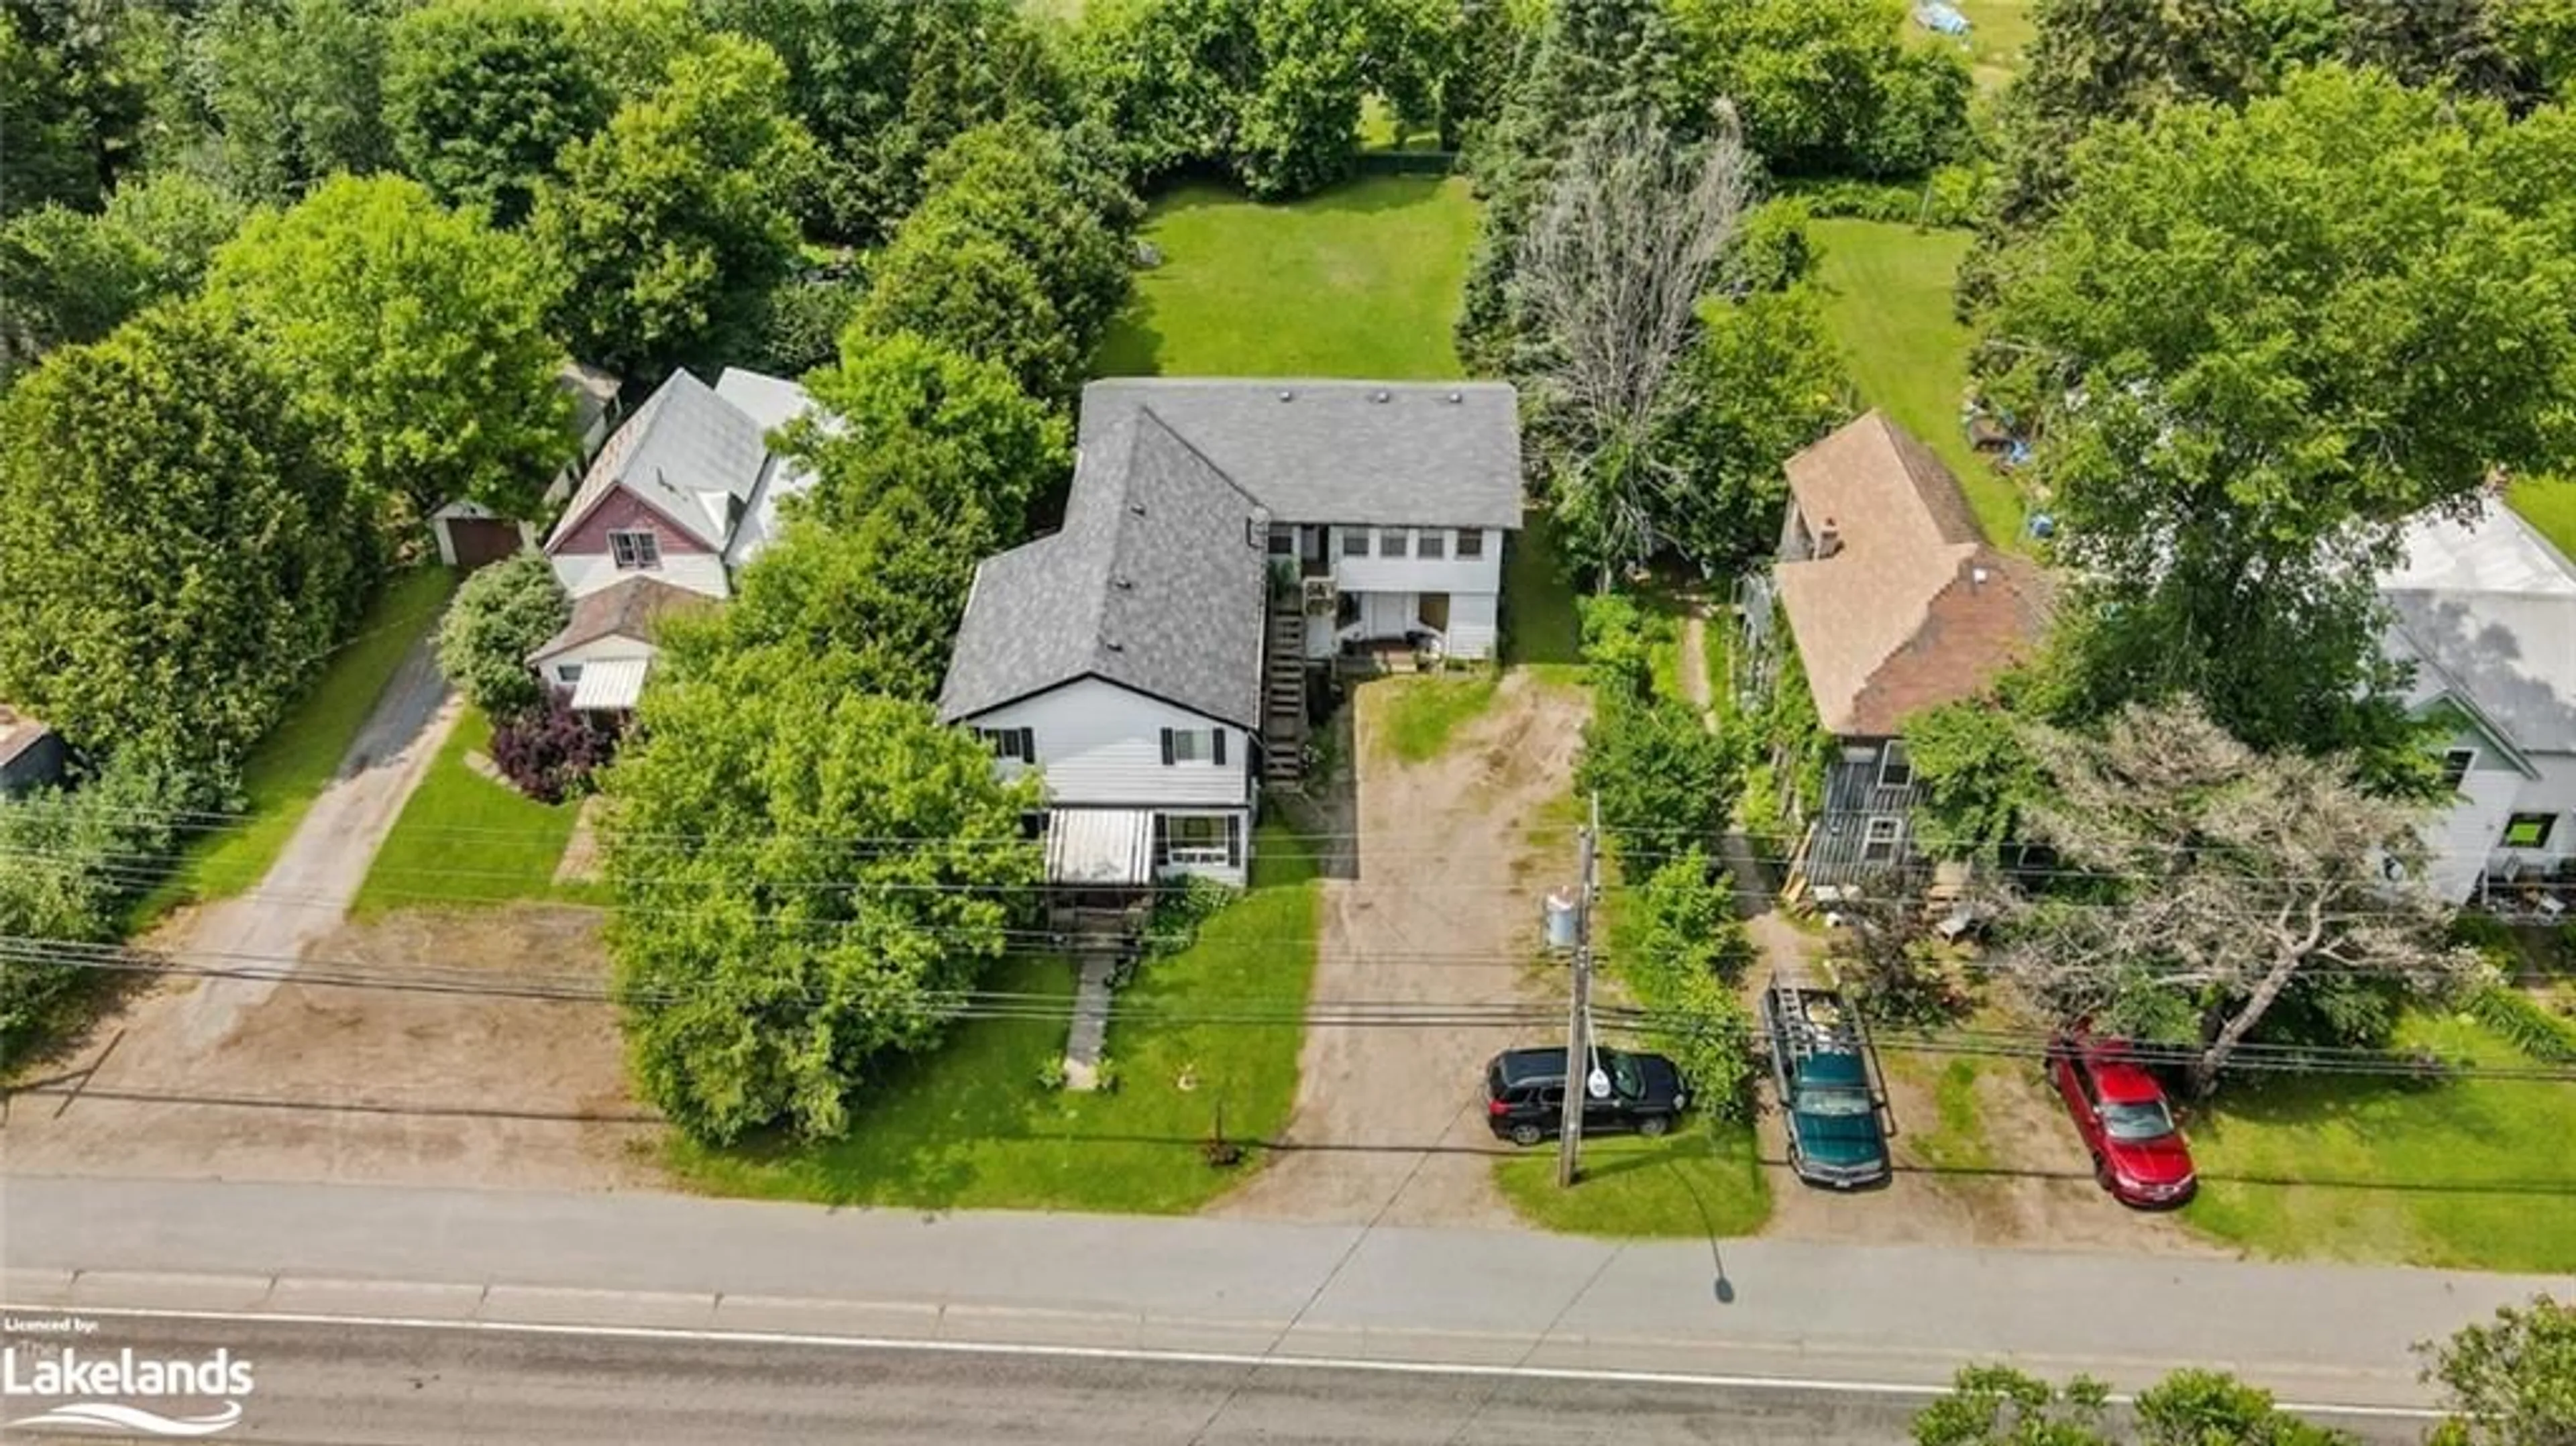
[1216,671,1591,1227]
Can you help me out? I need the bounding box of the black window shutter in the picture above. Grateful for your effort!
[1212,729,1227,767]
[1019,727,1035,762]
[1226,815,1242,870]
[1152,814,1170,866]
[1160,728,1175,765]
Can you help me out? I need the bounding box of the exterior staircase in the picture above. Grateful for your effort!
[1263,602,1308,783]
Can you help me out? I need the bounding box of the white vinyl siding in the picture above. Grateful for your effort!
[960,677,1252,809]
[527,630,661,683]
[553,550,729,602]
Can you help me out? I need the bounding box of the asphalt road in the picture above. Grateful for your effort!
[0,1315,2428,1445]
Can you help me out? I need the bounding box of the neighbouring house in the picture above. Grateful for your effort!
[535,364,820,709]
[525,576,712,717]
[1737,410,2050,897]
[2378,501,2576,907]
[430,360,624,569]
[938,378,1522,895]
[0,705,66,795]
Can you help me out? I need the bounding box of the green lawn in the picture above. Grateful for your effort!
[2509,476,2576,561]
[2182,1014,2576,1273]
[1372,673,1502,764]
[669,822,1322,1213]
[1094,174,1477,380]
[1503,512,1583,671]
[1947,0,2036,88]
[1495,1114,1772,1239]
[350,706,590,918]
[142,569,458,914]
[1809,218,2025,549]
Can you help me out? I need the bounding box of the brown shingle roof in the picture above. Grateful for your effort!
[527,577,710,665]
[1772,412,2048,735]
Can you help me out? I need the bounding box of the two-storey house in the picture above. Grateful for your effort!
[528,365,819,712]
[2378,500,2576,905]
[1739,411,2049,896]
[939,378,1522,893]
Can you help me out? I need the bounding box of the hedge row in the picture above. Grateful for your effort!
[2466,986,2576,1064]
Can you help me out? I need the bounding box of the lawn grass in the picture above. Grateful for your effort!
[1701,599,1733,720]
[1900,1055,1997,1175]
[2508,475,2576,561]
[668,821,1322,1213]
[1372,673,1502,764]
[1494,1114,1772,1239]
[350,706,589,918]
[142,569,458,914]
[1503,512,1584,673]
[1093,174,1477,380]
[1808,218,2026,550]
[2181,1013,2576,1273]
[1947,0,2036,88]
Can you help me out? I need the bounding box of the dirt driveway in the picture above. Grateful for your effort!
[1218,671,1589,1227]
[3,905,655,1190]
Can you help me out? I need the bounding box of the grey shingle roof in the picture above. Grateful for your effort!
[1077,379,1523,529]
[938,410,1269,728]
[544,370,768,551]
[2381,505,2576,758]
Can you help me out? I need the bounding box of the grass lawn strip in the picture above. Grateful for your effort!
[2508,475,2576,561]
[1808,218,2025,549]
[143,569,458,914]
[1372,673,1502,765]
[2181,1012,2576,1274]
[1493,1115,1772,1238]
[350,705,591,918]
[1503,512,1583,674]
[1093,174,1475,380]
[667,820,1321,1213]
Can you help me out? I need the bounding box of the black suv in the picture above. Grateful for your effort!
[1484,1047,1689,1146]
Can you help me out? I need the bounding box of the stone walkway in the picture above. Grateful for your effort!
[1061,954,1114,1091]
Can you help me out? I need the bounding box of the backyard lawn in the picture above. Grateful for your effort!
[1809,218,2025,549]
[350,706,591,918]
[1503,512,1583,672]
[2182,1013,2576,1274]
[1941,0,2036,89]
[1093,174,1477,380]
[2509,475,2576,560]
[1373,673,1501,764]
[142,568,458,915]
[669,820,1322,1213]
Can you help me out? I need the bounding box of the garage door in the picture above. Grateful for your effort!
[443,516,523,569]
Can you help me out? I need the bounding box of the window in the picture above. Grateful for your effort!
[2441,748,2475,793]
[1417,530,1446,560]
[1878,742,1914,790]
[1161,727,1228,766]
[977,727,1034,763]
[2502,813,2557,850]
[1861,816,1902,864]
[1163,814,1242,867]
[608,529,661,570]
[1455,529,1485,559]
[556,663,584,685]
[1380,528,1409,559]
[1267,524,1295,557]
[1342,528,1370,558]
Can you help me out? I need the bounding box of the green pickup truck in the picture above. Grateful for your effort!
[1762,977,1892,1190]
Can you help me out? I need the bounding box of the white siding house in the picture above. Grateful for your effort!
[2380,502,2576,904]
[1283,524,1505,660]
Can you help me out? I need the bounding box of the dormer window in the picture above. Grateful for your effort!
[609,529,661,570]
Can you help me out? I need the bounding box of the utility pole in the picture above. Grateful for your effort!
[1556,791,1601,1188]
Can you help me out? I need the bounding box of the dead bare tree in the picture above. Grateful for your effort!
[1989,698,2485,1096]
[1514,105,1753,585]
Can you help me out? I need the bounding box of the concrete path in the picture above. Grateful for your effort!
[168,634,460,1050]
[3,1174,2557,1410]
[1063,954,1114,1091]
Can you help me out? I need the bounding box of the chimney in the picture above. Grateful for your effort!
[1814,516,1843,559]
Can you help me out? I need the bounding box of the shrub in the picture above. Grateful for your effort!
[0,760,195,1055]
[751,270,867,378]
[1827,897,1974,1026]
[1144,875,1238,961]
[489,693,616,803]
[1617,850,1760,1112]
[435,553,570,721]
[2466,987,2576,1064]
[1775,164,1988,228]
[1576,691,1745,851]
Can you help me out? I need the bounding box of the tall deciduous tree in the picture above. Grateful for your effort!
[385,0,610,225]
[533,34,810,378]
[194,0,396,205]
[1515,108,1755,578]
[1978,66,2576,760]
[0,170,244,374]
[603,679,1041,1144]
[1670,0,1970,178]
[2421,1294,2576,1446]
[207,174,569,528]
[0,0,156,217]
[1991,699,2480,1097]
[1235,0,1376,198]
[1662,279,1849,565]
[791,328,1067,549]
[0,302,358,779]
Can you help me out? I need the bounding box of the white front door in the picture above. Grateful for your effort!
[1362,591,1416,638]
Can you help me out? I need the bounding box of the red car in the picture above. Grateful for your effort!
[2047,1032,2197,1208]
